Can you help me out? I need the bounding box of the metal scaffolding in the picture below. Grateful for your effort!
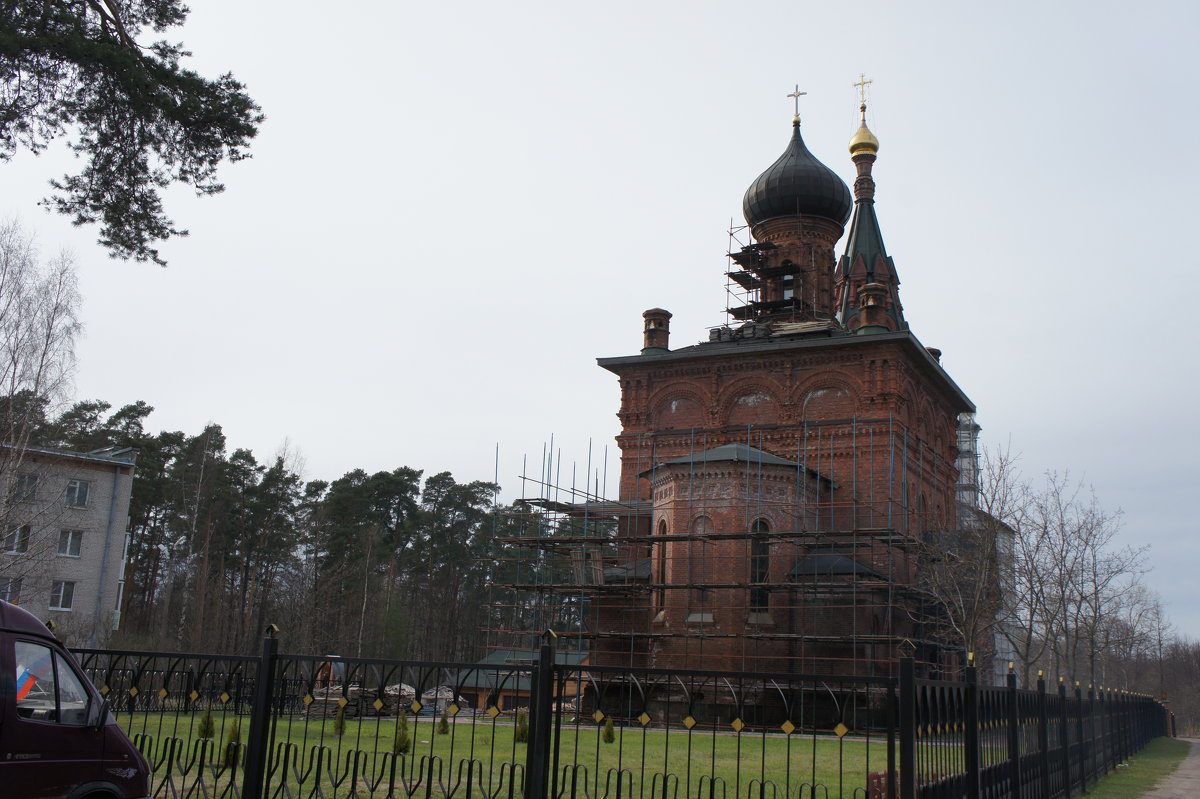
[483,414,971,678]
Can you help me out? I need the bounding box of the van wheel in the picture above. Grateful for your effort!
[66,784,120,799]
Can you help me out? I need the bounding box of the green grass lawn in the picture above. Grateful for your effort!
[1078,737,1191,799]
[117,709,890,799]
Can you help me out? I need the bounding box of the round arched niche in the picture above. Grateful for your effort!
[800,385,854,419]
[655,394,707,430]
[727,390,777,427]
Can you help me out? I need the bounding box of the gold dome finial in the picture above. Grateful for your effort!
[849,74,879,156]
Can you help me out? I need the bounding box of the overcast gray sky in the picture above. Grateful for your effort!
[5,1,1198,635]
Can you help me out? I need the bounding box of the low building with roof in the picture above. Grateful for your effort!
[455,648,589,712]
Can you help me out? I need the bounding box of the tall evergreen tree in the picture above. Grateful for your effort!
[1,1,262,264]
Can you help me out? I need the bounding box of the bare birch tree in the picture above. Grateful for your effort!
[0,220,81,602]
[913,447,1026,678]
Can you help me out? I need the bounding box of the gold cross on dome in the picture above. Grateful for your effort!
[854,74,873,106]
[787,85,807,120]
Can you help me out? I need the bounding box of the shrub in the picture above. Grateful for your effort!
[223,718,242,768]
[393,712,411,754]
[602,717,615,744]
[333,705,347,739]
[515,710,529,743]
[197,708,215,740]
[437,711,450,735]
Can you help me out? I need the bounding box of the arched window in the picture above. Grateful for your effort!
[655,519,668,609]
[750,518,770,610]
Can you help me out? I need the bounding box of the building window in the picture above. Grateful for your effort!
[750,518,770,610]
[49,580,75,610]
[654,519,667,609]
[9,473,37,503]
[58,530,83,557]
[3,525,31,554]
[0,576,21,602]
[64,480,90,508]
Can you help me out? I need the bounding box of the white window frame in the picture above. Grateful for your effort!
[10,473,38,502]
[3,524,31,554]
[58,529,83,557]
[49,580,76,611]
[0,576,21,602]
[64,479,90,508]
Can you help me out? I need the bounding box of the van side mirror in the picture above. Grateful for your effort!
[86,696,111,730]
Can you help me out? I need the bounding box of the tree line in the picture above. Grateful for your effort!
[17,396,507,660]
[12,394,1200,731]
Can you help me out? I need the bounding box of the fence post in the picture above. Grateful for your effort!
[965,657,981,799]
[1037,673,1050,799]
[242,624,279,799]
[1087,685,1097,786]
[1006,665,1020,797]
[899,657,916,799]
[525,630,557,799]
[1065,676,1075,796]
[1080,681,1089,787]
[1099,688,1110,776]
[1059,679,1071,799]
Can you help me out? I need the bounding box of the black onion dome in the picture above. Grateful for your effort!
[742,121,853,227]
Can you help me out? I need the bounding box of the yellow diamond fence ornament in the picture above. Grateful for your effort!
[100,685,110,696]
[834,723,849,738]
[730,718,745,733]
[158,688,169,699]
[638,712,651,727]
[373,699,385,711]
[188,690,199,702]
[128,687,139,698]
[447,704,460,717]
[219,692,231,704]
[487,705,501,719]
[682,716,697,730]
[303,695,314,706]
[780,720,796,735]
[337,697,348,708]
[410,701,423,714]
[592,710,605,724]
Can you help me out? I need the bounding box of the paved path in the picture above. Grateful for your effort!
[1139,738,1200,798]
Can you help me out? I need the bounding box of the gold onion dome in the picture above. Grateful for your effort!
[848,105,879,156]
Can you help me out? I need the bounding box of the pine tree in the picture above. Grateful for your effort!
[0,0,262,264]
[333,705,347,738]
[223,718,242,768]
[602,717,615,744]
[437,711,450,735]
[197,708,215,739]
[515,710,529,743]
[393,712,411,754]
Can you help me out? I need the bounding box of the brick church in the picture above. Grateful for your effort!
[497,91,979,679]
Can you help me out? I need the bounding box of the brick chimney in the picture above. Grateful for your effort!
[642,308,672,354]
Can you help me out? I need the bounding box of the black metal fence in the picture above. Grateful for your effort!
[73,634,1171,799]
[901,659,1169,799]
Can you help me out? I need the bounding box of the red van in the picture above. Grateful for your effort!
[0,600,150,799]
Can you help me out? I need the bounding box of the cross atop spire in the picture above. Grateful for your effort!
[854,74,873,110]
[787,84,807,122]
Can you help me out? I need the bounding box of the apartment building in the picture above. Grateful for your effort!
[0,444,136,646]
